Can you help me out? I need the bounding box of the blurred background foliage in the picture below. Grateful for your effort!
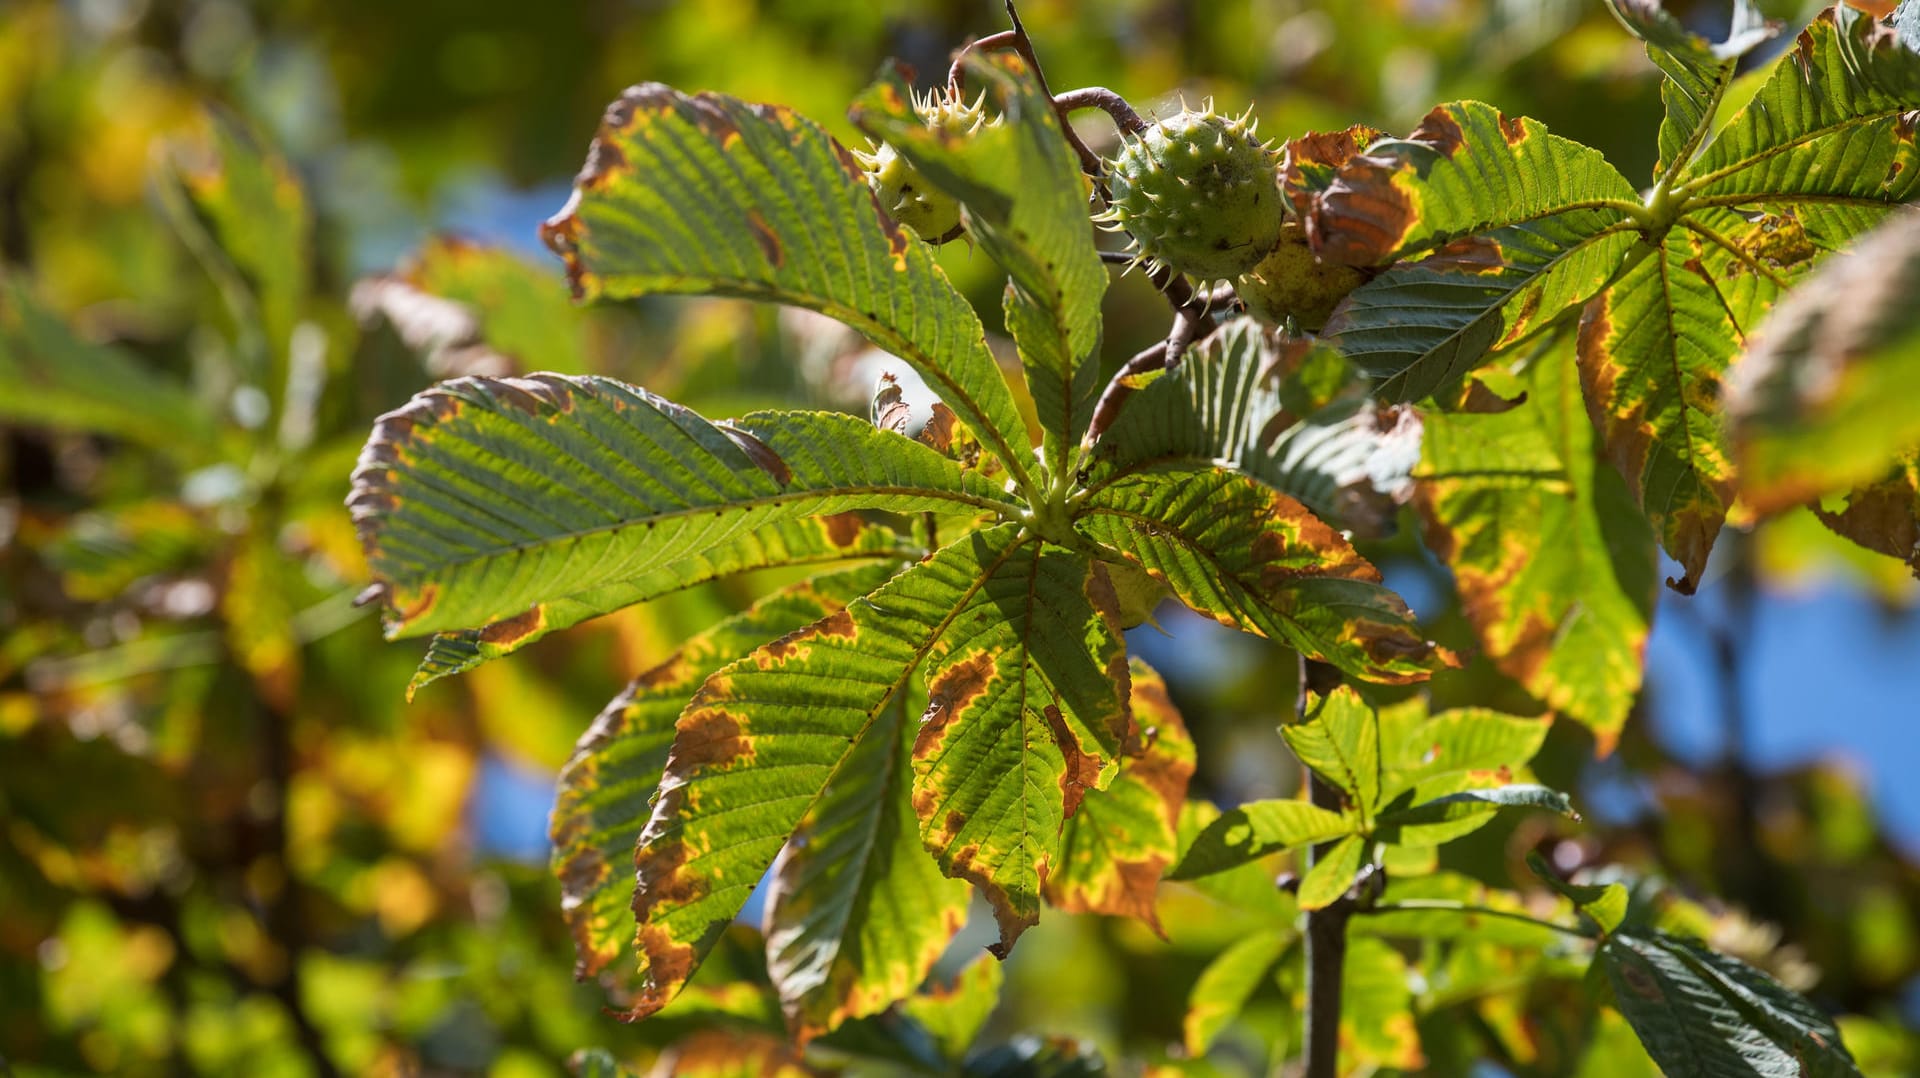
[1,0,1916,1074]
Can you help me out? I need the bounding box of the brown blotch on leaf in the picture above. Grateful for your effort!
[1043,704,1104,819]
[478,606,547,647]
[1250,498,1381,587]
[633,652,694,691]
[760,608,857,663]
[917,403,960,453]
[718,424,792,485]
[1429,233,1508,276]
[746,209,785,266]
[920,652,997,741]
[1497,113,1529,146]
[1411,105,1468,158]
[1279,123,1389,218]
[670,707,755,770]
[821,511,867,548]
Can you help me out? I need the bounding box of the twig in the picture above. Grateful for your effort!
[1083,339,1169,453]
[1298,655,1348,1078]
[1053,87,1148,136]
[949,5,1105,179]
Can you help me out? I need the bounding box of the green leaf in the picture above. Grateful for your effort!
[1373,784,1578,847]
[765,692,969,1040]
[162,109,311,381]
[1182,929,1292,1055]
[1172,802,1296,915]
[1295,832,1366,911]
[622,524,1024,1019]
[1602,930,1862,1078]
[1283,686,1382,820]
[1577,214,1804,592]
[540,83,1034,484]
[408,514,908,697]
[1087,319,1422,537]
[1383,707,1551,797]
[1727,211,1920,513]
[1679,7,1920,223]
[1813,451,1920,575]
[1602,0,1780,181]
[1324,210,1641,402]
[1416,340,1657,747]
[1341,936,1423,1071]
[900,956,1004,1063]
[0,276,216,456]
[1526,850,1629,935]
[1168,800,1357,881]
[911,541,1132,952]
[349,374,1016,637]
[853,55,1105,474]
[1076,463,1447,683]
[1304,101,1642,399]
[1044,659,1195,932]
[357,236,593,376]
[548,565,890,980]
[1308,101,1642,268]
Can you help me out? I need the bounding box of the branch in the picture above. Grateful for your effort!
[1054,87,1148,136]
[949,4,1104,178]
[1299,656,1348,1078]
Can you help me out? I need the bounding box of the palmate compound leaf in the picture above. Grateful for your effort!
[1085,318,1422,538]
[549,564,896,980]
[408,514,910,696]
[347,374,1018,637]
[1300,101,1644,401]
[1581,8,1920,588]
[622,523,1132,1019]
[1678,6,1920,229]
[853,54,1106,475]
[1074,463,1449,684]
[1417,336,1658,748]
[1602,930,1862,1077]
[1602,0,1781,181]
[1042,659,1195,933]
[539,81,1035,489]
[1725,211,1920,515]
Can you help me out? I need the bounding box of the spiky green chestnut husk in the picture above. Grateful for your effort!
[1101,105,1284,281]
[855,89,990,243]
[1234,223,1367,332]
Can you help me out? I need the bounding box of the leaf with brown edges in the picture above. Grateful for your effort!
[622,523,1026,1020]
[1043,659,1194,933]
[910,545,1132,953]
[540,82,1033,483]
[1418,338,1657,746]
[549,565,893,981]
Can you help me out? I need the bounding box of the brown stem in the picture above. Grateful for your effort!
[949,5,1105,179]
[1297,655,1349,1078]
[1053,87,1148,136]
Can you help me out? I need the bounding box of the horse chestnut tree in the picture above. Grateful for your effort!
[347,2,1920,1074]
